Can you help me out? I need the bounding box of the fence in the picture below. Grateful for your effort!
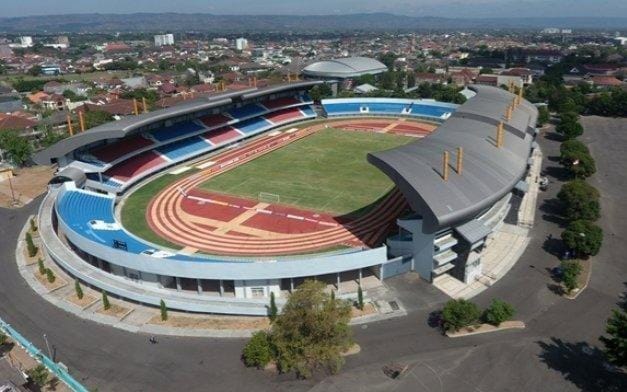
[0,317,89,392]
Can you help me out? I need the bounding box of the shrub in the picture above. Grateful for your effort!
[441,299,481,332]
[560,260,583,293]
[0,332,7,346]
[482,299,515,326]
[26,364,49,387]
[102,290,110,310]
[45,268,55,283]
[357,285,364,311]
[562,220,603,258]
[268,292,278,322]
[557,180,600,222]
[37,258,45,275]
[25,232,38,257]
[30,217,37,232]
[242,331,274,368]
[75,280,84,300]
[160,299,168,321]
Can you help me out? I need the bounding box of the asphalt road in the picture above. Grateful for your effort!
[0,116,626,391]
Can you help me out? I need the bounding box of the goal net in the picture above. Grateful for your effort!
[258,192,280,204]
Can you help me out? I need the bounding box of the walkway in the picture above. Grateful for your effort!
[432,147,542,299]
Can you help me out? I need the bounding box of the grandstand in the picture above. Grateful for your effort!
[35,83,539,315]
[322,98,456,120]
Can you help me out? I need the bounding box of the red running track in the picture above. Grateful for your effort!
[145,121,409,256]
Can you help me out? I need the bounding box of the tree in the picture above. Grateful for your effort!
[379,71,397,90]
[37,258,45,275]
[25,232,38,257]
[45,268,55,283]
[271,280,352,378]
[102,290,110,310]
[357,285,364,310]
[26,364,49,387]
[406,72,416,88]
[242,331,274,368]
[560,260,583,293]
[160,299,168,321]
[600,308,627,367]
[559,140,596,179]
[0,331,7,347]
[83,110,114,129]
[557,180,600,222]
[75,280,84,300]
[479,67,493,75]
[562,220,603,258]
[0,130,33,166]
[441,299,481,332]
[568,152,596,179]
[482,299,515,326]
[27,65,42,76]
[308,84,332,102]
[268,292,278,322]
[377,52,397,69]
[555,115,584,140]
[537,106,550,126]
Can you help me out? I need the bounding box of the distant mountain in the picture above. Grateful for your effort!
[0,13,624,34]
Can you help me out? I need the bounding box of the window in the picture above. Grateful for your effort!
[251,287,265,298]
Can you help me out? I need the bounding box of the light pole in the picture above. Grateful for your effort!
[43,333,53,361]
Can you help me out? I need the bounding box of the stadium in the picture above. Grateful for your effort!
[34,78,538,316]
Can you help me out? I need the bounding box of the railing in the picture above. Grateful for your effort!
[0,317,89,392]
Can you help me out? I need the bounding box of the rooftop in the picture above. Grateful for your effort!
[302,56,388,78]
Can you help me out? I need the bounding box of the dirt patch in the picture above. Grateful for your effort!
[0,165,55,208]
[340,343,361,357]
[34,269,67,292]
[149,314,270,330]
[97,303,131,319]
[446,320,525,338]
[65,293,98,309]
[351,302,377,318]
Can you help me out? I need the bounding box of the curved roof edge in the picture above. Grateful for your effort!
[368,85,538,233]
[302,57,388,78]
[34,81,323,165]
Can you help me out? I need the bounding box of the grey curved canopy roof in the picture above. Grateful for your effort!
[368,85,537,233]
[34,81,322,165]
[302,57,388,78]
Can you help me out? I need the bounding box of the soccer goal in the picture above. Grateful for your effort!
[258,192,280,204]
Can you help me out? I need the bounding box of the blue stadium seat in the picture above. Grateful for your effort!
[150,121,205,142]
[299,105,316,117]
[235,117,272,135]
[57,190,150,253]
[155,137,212,160]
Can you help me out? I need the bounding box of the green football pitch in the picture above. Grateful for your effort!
[198,128,412,216]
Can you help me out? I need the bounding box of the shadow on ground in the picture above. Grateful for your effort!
[537,338,627,392]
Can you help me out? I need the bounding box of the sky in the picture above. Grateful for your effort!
[1,0,626,18]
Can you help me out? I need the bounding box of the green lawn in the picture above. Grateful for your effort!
[198,129,412,216]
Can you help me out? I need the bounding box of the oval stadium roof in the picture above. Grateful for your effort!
[302,57,388,79]
[368,85,538,233]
